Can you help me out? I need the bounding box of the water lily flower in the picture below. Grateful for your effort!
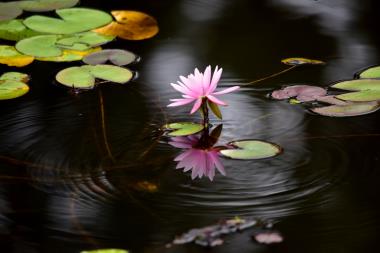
[169,135,226,181]
[168,66,240,114]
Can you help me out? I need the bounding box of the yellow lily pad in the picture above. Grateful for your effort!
[0,45,34,67]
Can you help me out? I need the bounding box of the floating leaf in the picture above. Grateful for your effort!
[281,57,325,66]
[56,65,133,89]
[331,79,380,92]
[94,10,159,40]
[253,232,284,244]
[0,45,34,67]
[221,140,282,160]
[335,90,380,102]
[316,95,349,105]
[0,72,29,100]
[81,250,128,253]
[271,85,327,102]
[0,3,22,22]
[0,19,42,41]
[83,49,137,66]
[16,35,62,57]
[19,0,79,12]
[56,32,115,51]
[311,102,380,117]
[208,100,222,119]
[163,122,204,137]
[36,47,101,62]
[24,8,113,35]
[357,66,380,79]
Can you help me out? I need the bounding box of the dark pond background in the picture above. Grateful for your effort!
[1,0,380,252]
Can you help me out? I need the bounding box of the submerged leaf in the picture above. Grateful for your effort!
[221,140,282,160]
[83,49,137,66]
[357,66,380,79]
[164,122,204,137]
[0,72,29,100]
[0,19,42,41]
[281,57,325,66]
[271,85,327,102]
[311,102,380,117]
[94,10,159,40]
[56,65,133,89]
[0,45,34,67]
[24,8,113,34]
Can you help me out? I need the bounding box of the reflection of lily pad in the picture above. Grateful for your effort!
[357,66,380,79]
[0,72,30,100]
[221,140,282,160]
[163,122,204,137]
[81,250,128,253]
[0,19,41,41]
[94,10,159,40]
[36,47,102,62]
[0,45,34,67]
[331,79,380,102]
[56,65,134,89]
[24,8,113,34]
[311,102,380,117]
[281,57,324,66]
[83,49,137,66]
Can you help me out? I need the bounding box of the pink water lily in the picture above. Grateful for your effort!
[168,66,240,114]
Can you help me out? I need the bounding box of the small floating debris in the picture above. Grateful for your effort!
[253,231,284,244]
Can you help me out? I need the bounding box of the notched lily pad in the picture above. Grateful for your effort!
[81,250,128,253]
[94,10,159,40]
[0,19,42,41]
[163,122,204,137]
[221,140,282,160]
[331,79,380,102]
[0,72,30,100]
[83,49,137,66]
[311,102,380,117]
[271,85,327,102]
[56,64,134,89]
[0,45,34,67]
[281,57,325,66]
[24,8,113,35]
[357,66,380,79]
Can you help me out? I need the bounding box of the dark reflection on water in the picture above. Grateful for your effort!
[0,0,380,252]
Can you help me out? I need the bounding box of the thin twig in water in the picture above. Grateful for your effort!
[244,65,297,85]
[99,90,115,162]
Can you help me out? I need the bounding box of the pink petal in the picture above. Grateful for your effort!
[212,86,240,95]
[203,66,212,94]
[190,98,203,114]
[167,98,196,107]
[207,95,227,106]
[208,66,223,94]
[170,83,188,94]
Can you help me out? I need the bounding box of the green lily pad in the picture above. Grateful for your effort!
[335,90,380,102]
[0,72,29,100]
[0,2,22,22]
[220,140,282,160]
[24,8,113,35]
[81,249,128,253]
[0,19,42,41]
[56,32,115,51]
[16,35,62,57]
[36,47,101,62]
[357,66,380,79]
[163,122,204,136]
[331,79,380,91]
[83,49,137,66]
[311,102,380,117]
[56,64,134,89]
[19,0,79,12]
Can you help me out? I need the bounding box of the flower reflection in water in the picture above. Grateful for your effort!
[169,125,225,181]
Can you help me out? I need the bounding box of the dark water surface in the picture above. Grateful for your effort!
[1,0,380,252]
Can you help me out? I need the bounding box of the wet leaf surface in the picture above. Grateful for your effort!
[0,45,34,67]
[311,102,380,117]
[357,65,380,79]
[56,64,133,89]
[271,85,327,102]
[24,8,113,34]
[94,10,159,40]
[163,122,204,137]
[0,72,29,100]
[221,140,282,160]
[281,57,325,66]
[83,49,137,66]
